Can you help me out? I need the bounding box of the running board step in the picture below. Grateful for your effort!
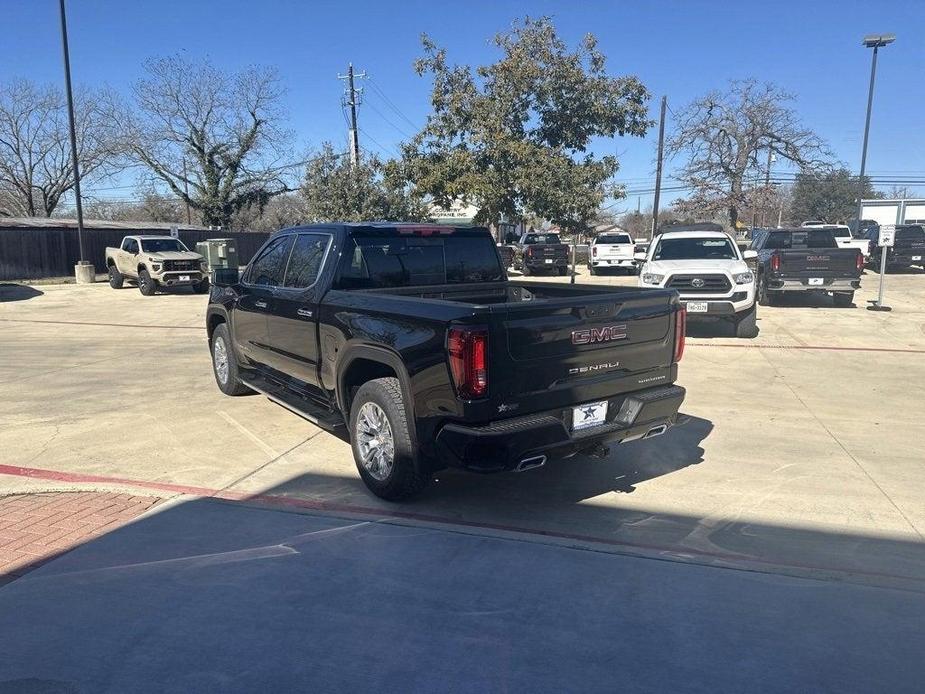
[241,375,346,431]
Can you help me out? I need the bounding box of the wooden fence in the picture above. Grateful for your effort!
[0,227,271,281]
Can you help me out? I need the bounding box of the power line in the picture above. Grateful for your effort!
[367,79,420,132]
[364,96,414,140]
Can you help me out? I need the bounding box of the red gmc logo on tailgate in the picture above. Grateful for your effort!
[571,324,627,345]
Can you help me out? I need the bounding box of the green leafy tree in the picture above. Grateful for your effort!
[400,17,650,237]
[300,142,429,222]
[790,168,880,223]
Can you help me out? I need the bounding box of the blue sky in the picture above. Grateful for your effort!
[2,0,923,211]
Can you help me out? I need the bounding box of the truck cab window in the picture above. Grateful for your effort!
[284,234,329,288]
[246,235,294,287]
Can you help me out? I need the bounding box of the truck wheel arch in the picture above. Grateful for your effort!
[337,346,416,443]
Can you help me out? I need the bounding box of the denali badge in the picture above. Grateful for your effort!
[571,324,627,345]
[691,278,705,288]
[806,256,830,261]
[570,361,620,375]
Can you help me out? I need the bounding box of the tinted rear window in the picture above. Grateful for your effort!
[336,233,504,289]
[596,234,632,245]
[764,230,837,250]
[897,226,925,242]
[523,234,561,245]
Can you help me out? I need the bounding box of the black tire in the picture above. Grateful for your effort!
[557,266,568,276]
[193,278,210,294]
[349,377,430,501]
[758,275,776,306]
[588,266,597,276]
[521,265,531,276]
[733,303,759,338]
[210,323,251,396]
[138,268,157,296]
[108,264,124,289]
[833,291,854,308]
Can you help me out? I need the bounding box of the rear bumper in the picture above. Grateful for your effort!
[590,259,636,268]
[769,277,860,292]
[525,259,568,269]
[433,384,686,472]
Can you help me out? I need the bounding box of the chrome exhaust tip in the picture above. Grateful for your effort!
[515,455,547,472]
[643,424,668,439]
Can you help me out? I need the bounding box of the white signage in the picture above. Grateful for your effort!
[878,224,895,247]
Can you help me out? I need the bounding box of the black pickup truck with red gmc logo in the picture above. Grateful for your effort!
[751,227,864,307]
[206,223,686,500]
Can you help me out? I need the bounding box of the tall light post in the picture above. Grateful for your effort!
[859,33,895,311]
[857,34,895,221]
[59,0,93,283]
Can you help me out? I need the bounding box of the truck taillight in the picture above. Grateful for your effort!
[447,327,488,399]
[673,308,686,363]
[856,251,864,271]
[592,246,598,257]
[527,247,533,257]
[770,253,781,272]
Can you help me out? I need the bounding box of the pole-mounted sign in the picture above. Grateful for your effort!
[868,224,894,312]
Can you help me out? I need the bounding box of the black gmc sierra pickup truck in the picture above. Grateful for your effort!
[752,227,864,307]
[206,224,686,500]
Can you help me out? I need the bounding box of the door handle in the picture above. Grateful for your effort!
[297,308,313,318]
[255,300,268,309]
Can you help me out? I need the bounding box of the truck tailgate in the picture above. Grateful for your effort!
[491,290,677,413]
[778,249,860,275]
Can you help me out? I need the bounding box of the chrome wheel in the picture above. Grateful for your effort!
[213,336,229,384]
[356,402,394,481]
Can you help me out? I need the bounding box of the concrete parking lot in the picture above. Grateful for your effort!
[1,268,924,585]
[1,268,924,690]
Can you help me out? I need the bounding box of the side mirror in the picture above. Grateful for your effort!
[743,249,758,260]
[633,252,647,262]
[212,267,239,287]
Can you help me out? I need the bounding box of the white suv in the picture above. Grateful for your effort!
[636,230,759,338]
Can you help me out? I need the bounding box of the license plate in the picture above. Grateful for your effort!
[178,275,190,281]
[573,401,608,431]
[544,259,553,264]
[808,277,823,285]
[686,301,708,313]
[913,256,922,261]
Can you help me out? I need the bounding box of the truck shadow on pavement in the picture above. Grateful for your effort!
[1,465,924,693]
[0,284,43,302]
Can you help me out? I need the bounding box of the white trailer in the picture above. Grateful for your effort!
[860,199,925,226]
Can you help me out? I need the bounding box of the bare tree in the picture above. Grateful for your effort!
[667,80,832,228]
[113,56,299,228]
[0,79,119,217]
[885,185,921,200]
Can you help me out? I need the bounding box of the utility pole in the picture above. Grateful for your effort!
[182,157,192,225]
[651,95,667,240]
[58,0,91,282]
[338,64,366,167]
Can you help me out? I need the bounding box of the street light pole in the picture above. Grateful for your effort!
[858,33,895,311]
[58,0,91,282]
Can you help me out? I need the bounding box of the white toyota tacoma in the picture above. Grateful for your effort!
[636,230,759,338]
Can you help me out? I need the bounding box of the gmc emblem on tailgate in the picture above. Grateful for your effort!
[571,324,628,345]
[806,255,830,261]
